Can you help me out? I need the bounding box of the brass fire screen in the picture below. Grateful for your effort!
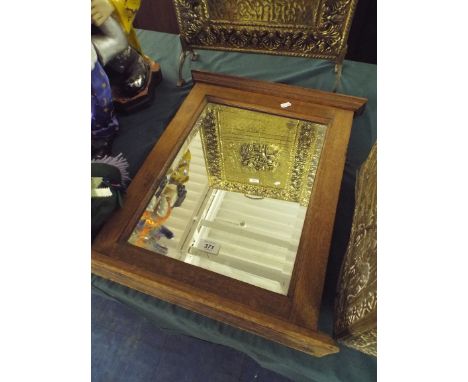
[173,0,358,85]
[174,0,357,59]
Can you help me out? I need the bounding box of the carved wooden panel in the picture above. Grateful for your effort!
[173,0,358,61]
[334,143,377,356]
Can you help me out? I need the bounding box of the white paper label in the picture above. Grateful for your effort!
[196,239,220,255]
[280,101,292,108]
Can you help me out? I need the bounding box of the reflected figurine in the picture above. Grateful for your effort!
[131,150,192,253]
[91,0,162,112]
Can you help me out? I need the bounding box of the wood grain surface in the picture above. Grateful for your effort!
[92,71,367,356]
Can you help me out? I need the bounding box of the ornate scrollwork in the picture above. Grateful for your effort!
[345,329,377,357]
[197,103,326,205]
[290,122,313,202]
[197,106,222,179]
[174,0,357,59]
[334,144,377,357]
[176,0,206,40]
[240,143,280,171]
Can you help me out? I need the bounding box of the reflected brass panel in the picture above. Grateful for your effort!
[173,0,358,60]
[334,144,377,357]
[197,103,326,205]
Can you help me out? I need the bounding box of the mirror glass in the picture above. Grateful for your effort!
[128,102,327,295]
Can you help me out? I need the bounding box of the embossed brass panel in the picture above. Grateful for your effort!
[173,0,358,60]
[206,0,320,27]
[197,103,326,205]
[334,144,377,356]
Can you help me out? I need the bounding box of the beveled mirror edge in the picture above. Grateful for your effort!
[93,85,210,252]
[288,109,355,328]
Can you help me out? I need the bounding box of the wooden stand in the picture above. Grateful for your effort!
[112,58,162,113]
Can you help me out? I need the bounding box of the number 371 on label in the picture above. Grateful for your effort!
[196,239,220,255]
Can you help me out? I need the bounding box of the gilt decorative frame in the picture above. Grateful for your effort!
[92,71,367,357]
[173,0,359,86]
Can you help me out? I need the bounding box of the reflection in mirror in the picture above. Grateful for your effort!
[128,103,326,295]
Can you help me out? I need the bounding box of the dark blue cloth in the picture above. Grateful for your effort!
[92,289,292,382]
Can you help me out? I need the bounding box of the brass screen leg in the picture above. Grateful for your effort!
[177,49,198,87]
[333,63,343,93]
[332,45,347,93]
[177,49,188,87]
[177,36,198,87]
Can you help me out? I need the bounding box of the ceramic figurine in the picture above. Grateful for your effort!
[91,0,162,112]
[91,43,119,157]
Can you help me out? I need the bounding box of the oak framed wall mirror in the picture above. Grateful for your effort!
[92,70,367,356]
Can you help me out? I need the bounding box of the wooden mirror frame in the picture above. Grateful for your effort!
[92,70,367,356]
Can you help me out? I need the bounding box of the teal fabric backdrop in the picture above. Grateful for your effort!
[92,30,377,382]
